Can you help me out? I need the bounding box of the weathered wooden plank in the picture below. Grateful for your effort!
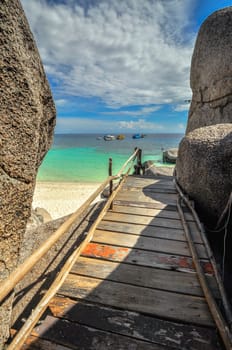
[49,296,222,350]
[112,204,194,221]
[114,199,178,211]
[124,176,175,188]
[72,256,219,297]
[20,336,72,350]
[116,189,177,205]
[59,274,214,326]
[32,315,164,350]
[92,230,208,258]
[98,219,203,244]
[104,211,184,229]
[123,184,176,194]
[97,221,189,242]
[102,212,201,243]
[82,242,214,274]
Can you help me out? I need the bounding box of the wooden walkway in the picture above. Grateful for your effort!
[16,175,226,349]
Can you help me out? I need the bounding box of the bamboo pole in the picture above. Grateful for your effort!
[177,197,232,350]
[0,148,138,303]
[109,158,113,210]
[116,148,139,177]
[0,176,116,304]
[7,170,129,350]
[173,176,232,327]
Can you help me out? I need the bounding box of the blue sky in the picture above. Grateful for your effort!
[21,0,232,134]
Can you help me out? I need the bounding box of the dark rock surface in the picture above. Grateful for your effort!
[176,124,232,224]
[143,161,174,179]
[0,0,56,346]
[26,207,52,232]
[176,6,232,226]
[162,148,178,164]
[187,7,232,133]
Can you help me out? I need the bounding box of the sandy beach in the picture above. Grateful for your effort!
[32,182,102,220]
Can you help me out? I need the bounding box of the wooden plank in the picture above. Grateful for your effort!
[102,212,202,243]
[59,274,214,326]
[20,336,72,350]
[103,211,184,229]
[117,189,178,205]
[98,218,203,245]
[72,256,219,297]
[112,204,194,221]
[49,296,222,350]
[32,315,163,350]
[115,192,176,209]
[97,221,189,242]
[124,176,175,188]
[82,242,214,274]
[92,230,208,259]
[114,199,178,211]
[122,184,176,194]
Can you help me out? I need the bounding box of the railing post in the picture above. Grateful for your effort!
[138,148,145,175]
[134,148,143,175]
[109,158,113,209]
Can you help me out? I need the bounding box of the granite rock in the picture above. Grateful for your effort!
[176,7,232,227]
[187,7,232,133]
[0,0,56,346]
[176,124,232,224]
[162,148,178,164]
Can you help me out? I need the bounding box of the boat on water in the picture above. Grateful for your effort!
[116,134,125,140]
[104,134,116,141]
[96,136,103,140]
[132,133,145,139]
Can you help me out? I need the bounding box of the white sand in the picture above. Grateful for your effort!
[32,182,102,220]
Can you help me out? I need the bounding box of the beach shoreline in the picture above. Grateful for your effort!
[32,181,102,220]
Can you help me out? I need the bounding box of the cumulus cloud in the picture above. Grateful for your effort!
[103,105,161,117]
[55,98,68,106]
[21,0,194,108]
[56,117,164,133]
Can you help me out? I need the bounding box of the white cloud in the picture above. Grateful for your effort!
[174,103,190,112]
[21,0,195,108]
[118,119,164,131]
[103,105,161,117]
[56,117,164,133]
[55,98,68,106]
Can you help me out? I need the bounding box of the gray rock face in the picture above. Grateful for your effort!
[163,148,178,164]
[176,125,232,223]
[0,0,56,346]
[176,7,232,226]
[187,7,232,133]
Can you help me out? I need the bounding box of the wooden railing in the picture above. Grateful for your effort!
[2,148,141,350]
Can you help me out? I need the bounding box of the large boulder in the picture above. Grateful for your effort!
[176,6,232,227]
[187,7,232,133]
[176,124,232,224]
[0,0,56,346]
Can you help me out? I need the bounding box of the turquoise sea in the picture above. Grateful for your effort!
[37,133,184,183]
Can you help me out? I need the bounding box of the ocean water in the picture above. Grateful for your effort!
[37,133,184,183]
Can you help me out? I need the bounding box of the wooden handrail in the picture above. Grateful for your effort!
[8,168,131,350]
[116,148,139,177]
[177,197,232,350]
[0,148,140,304]
[0,176,116,304]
